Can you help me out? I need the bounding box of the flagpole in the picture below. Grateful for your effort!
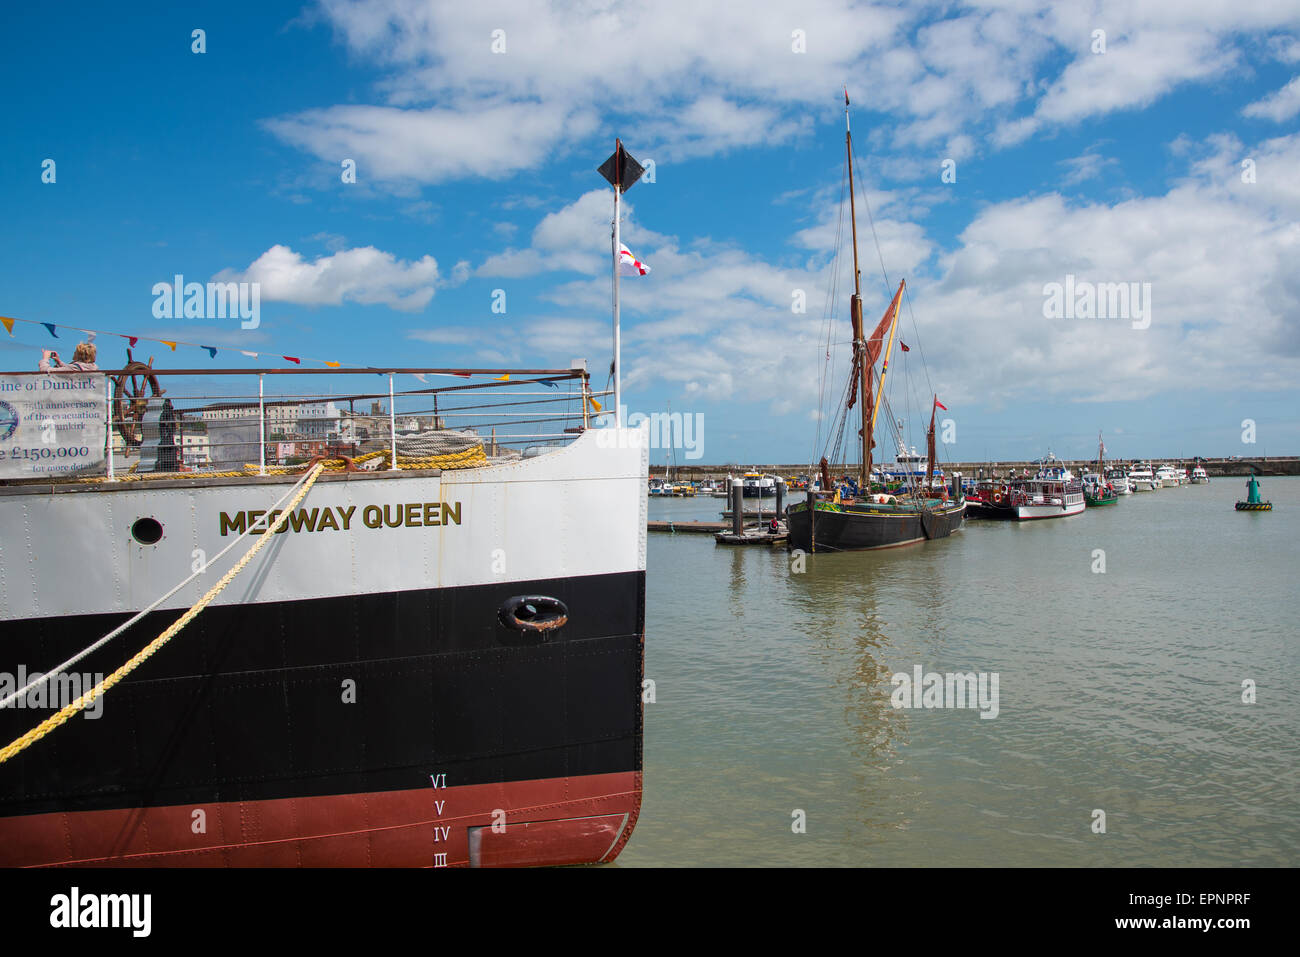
[613,175,622,428]
[600,138,643,430]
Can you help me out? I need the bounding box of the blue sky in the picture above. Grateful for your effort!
[2,0,1298,463]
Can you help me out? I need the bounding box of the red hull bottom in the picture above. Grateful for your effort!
[0,771,641,868]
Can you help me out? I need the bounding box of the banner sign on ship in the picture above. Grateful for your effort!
[0,374,107,479]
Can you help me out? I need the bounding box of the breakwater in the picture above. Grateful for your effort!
[650,456,1300,480]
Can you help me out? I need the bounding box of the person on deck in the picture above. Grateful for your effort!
[39,341,98,372]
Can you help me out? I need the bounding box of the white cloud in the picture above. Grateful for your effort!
[217,244,441,311]
[1059,150,1119,186]
[1242,75,1300,122]
[268,0,1300,186]
[262,100,597,184]
[478,189,665,278]
[470,129,1300,418]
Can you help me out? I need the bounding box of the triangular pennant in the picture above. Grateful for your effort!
[494,374,510,381]
[241,351,258,357]
[161,340,177,351]
[324,361,340,368]
[453,371,471,378]
[587,395,603,412]
[42,323,59,338]
[0,317,14,336]
[539,377,561,388]
[121,335,139,347]
[413,373,426,383]
[204,346,218,358]
[283,356,300,365]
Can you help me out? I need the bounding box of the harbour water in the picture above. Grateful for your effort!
[621,477,1299,866]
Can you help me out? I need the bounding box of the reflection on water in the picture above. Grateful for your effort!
[621,480,1299,866]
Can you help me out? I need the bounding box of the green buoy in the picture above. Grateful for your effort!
[1235,474,1272,511]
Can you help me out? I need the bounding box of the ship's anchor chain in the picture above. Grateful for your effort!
[111,349,166,448]
[0,464,326,765]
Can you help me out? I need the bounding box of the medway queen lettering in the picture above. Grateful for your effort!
[219,501,463,535]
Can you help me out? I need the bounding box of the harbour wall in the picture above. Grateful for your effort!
[650,456,1300,480]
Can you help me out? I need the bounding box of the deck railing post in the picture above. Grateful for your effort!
[258,374,266,476]
[104,373,115,482]
[389,374,399,470]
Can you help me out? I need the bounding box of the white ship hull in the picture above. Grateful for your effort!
[1,428,647,620]
[1013,498,1087,520]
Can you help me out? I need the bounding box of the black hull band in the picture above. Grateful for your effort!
[0,571,645,818]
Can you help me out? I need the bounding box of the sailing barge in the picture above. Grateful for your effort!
[786,92,964,553]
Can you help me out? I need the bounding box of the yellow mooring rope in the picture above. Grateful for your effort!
[0,463,327,765]
[76,444,489,483]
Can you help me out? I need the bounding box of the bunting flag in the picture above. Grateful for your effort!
[539,377,561,389]
[934,397,947,411]
[413,373,426,383]
[587,395,603,413]
[0,314,519,378]
[494,374,510,381]
[900,341,910,352]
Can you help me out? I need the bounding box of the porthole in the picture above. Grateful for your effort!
[131,517,164,545]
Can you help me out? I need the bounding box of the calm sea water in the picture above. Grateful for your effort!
[619,477,1299,866]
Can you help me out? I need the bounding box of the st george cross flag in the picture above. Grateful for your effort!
[619,244,651,276]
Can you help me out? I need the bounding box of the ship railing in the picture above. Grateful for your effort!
[0,365,607,485]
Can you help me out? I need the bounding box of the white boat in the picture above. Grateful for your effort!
[1105,468,1132,494]
[741,471,777,497]
[1156,464,1181,487]
[1190,466,1210,484]
[881,445,945,484]
[1129,466,1159,491]
[969,472,1086,519]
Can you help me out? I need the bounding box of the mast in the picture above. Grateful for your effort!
[845,90,869,489]
[925,397,937,491]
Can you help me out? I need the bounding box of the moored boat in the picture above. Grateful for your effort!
[1083,433,1120,506]
[741,471,777,497]
[966,471,1086,520]
[785,90,964,553]
[1129,465,1159,491]
[0,142,652,869]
